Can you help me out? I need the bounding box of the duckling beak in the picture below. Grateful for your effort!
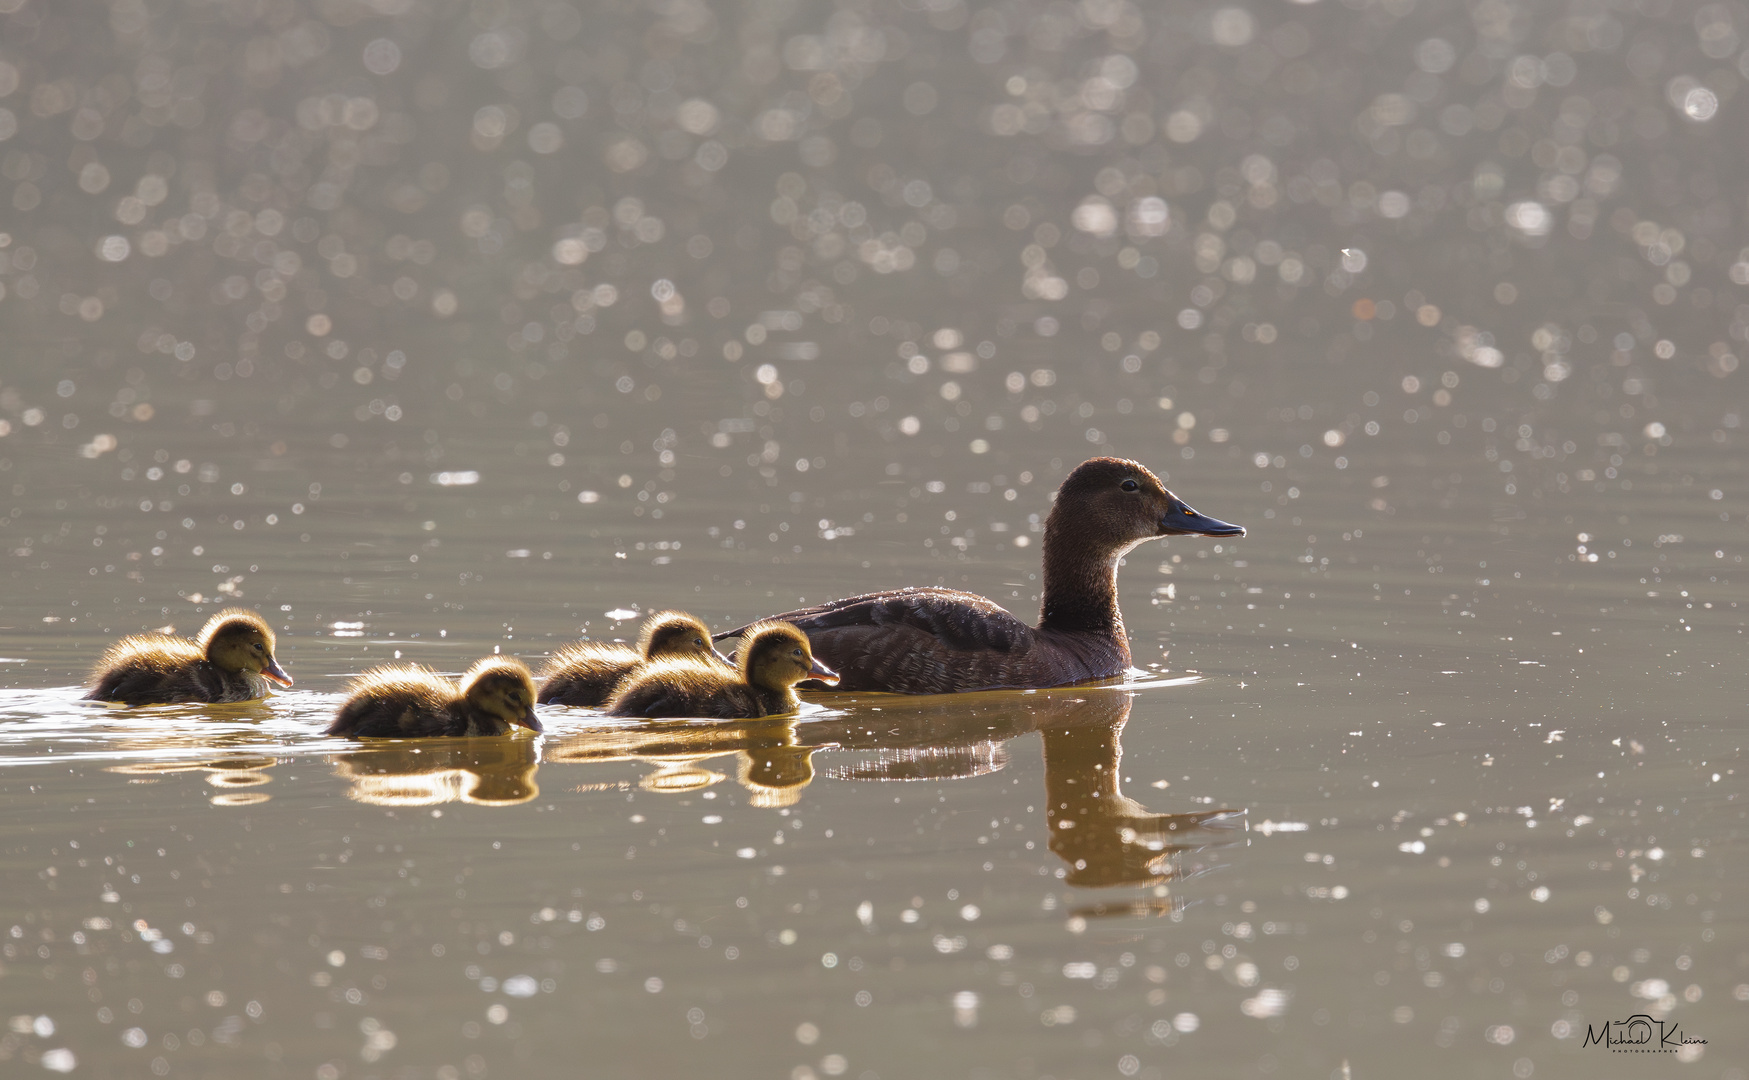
[516,707,543,734]
[711,644,735,666]
[261,657,294,687]
[807,656,841,686]
[1159,500,1246,538]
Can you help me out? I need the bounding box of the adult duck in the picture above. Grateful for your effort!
[537,610,728,706]
[605,622,838,719]
[713,457,1243,694]
[86,608,292,704]
[327,656,542,738]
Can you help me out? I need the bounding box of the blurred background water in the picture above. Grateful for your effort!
[0,0,1744,1077]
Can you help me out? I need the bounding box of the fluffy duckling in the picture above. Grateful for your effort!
[327,656,543,738]
[537,610,729,706]
[86,609,292,704]
[605,622,838,719]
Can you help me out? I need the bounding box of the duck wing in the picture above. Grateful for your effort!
[717,587,1033,651]
[715,587,1038,694]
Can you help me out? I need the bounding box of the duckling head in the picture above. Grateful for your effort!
[1050,457,1245,555]
[199,609,292,686]
[460,656,542,733]
[740,622,839,693]
[639,610,731,664]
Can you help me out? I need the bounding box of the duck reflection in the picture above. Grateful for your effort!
[331,738,540,807]
[107,754,278,807]
[545,718,818,808]
[539,687,1243,893]
[1036,697,1245,892]
[817,740,1008,783]
[801,689,1246,892]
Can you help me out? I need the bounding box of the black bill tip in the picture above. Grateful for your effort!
[1160,503,1246,538]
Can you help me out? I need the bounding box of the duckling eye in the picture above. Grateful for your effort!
[1120,479,1139,492]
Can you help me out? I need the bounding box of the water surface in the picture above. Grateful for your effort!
[2,0,1745,1077]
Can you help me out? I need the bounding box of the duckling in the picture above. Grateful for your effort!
[327,656,543,738]
[86,608,292,704]
[537,610,729,706]
[605,621,838,719]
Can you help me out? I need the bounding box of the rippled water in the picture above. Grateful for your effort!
[2,0,1746,1076]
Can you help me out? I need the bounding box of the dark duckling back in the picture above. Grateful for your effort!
[329,656,542,738]
[537,610,725,706]
[329,665,459,737]
[605,622,837,719]
[86,608,292,705]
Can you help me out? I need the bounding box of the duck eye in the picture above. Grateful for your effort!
[1121,479,1139,492]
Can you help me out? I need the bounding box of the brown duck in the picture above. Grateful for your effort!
[605,622,838,719]
[327,656,542,738]
[537,610,729,706]
[86,608,292,704]
[714,457,1243,694]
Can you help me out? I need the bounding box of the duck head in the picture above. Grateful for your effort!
[639,610,732,665]
[740,622,839,693]
[1048,457,1244,554]
[461,656,542,733]
[199,609,292,686]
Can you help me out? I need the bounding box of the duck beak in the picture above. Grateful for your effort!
[1160,500,1246,538]
[807,656,841,686]
[517,707,543,733]
[711,645,735,666]
[261,657,294,687]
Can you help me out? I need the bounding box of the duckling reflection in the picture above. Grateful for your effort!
[330,738,540,807]
[545,718,820,808]
[107,754,278,806]
[94,701,284,741]
[800,689,1244,891]
[638,760,726,795]
[106,753,277,776]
